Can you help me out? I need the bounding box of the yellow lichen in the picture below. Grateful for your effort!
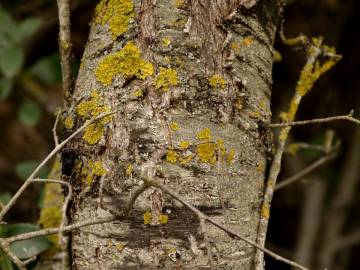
[179,154,193,165]
[83,123,105,145]
[179,141,190,150]
[64,116,74,129]
[89,160,106,176]
[235,98,243,110]
[166,149,178,163]
[227,149,235,164]
[217,139,226,155]
[169,121,180,132]
[209,74,226,89]
[230,41,241,52]
[154,67,178,92]
[273,50,282,62]
[94,0,135,40]
[95,41,154,85]
[162,37,171,48]
[143,211,152,225]
[115,243,125,252]
[287,143,300,156]
[174,0,186,8]
[126,164,133,175]
[76,90,112,145]
[134,89,143,98]
[249,111,261,119]
[159,214,169,224]
[197,142,216,164]
[261,203,270,219]
[197,128,212,141]
[242,36,253,46]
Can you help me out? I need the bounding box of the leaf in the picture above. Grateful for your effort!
[17,100,42,126]
[0,46,24,78]
[0,192,12,205]
[0,78,12,100]
[7,223,52,260]
[0,250,15,270]
[0,6,17,37]
[15,160,48,181]
[29,54,62,85]
[14,17,42,43]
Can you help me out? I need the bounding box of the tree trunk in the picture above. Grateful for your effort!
[63,0,280,269]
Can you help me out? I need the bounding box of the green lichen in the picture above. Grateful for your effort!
[154,67,178,92]
[95,41,154,85]
[209,74,226,89]
[94,0,135,40]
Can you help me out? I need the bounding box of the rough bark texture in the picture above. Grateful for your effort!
[63,0,280,269]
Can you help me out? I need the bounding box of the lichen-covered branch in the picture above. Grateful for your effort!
[255,33,341,268]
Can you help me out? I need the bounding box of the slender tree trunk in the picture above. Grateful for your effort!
[63,1,280,269]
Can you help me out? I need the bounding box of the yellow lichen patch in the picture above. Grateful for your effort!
[169,121,180,132]
[126,164,133,175]
[134,89,143,98]
[64,116,74,129]
[179,154,193,165]
[235,98,243,110]
[230,41,241,52]
[178,141,190,150]
[143,211,152,224]
[242,36,253,46]
[226,149,235,164]
[115,243,125,252]
[154,67,178,92]
[216,139,226,155]
[249,111,261,119]
[174,0,186,8]
[76,90,112,145]
[273,50,282,62]
[209,74,226,89]
[159,214,169,224]
[89,160,106,176]
[287,143,300,156]
[261,203,270,219]
[197,128,212,141]
[83,123,105,145]
[95,41,154,85]
[162,37,171,48]
[166,149,178,163]
[94,0,135,40]
[197,142,216,164]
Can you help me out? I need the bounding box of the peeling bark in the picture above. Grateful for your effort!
[64,1,280,269]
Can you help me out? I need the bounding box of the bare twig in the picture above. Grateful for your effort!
[145,178,308,270]
[0,111,116,222]
[56,0,73,99]
[6,216,118,244]
[275,151,337,191]
[30,178,72,246]
[269,111,360,128]
[52,108,61,146]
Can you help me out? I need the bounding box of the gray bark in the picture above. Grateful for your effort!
[64,0,280,269]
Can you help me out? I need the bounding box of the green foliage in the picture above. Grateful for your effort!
[0,5,42,98]
[29,54,62,85]
[0,192,12,205]
[0,223,52,269]
[0,78,12,100]
[17,100,42,126]
[7,224,53,260]
[15,160,48,181]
